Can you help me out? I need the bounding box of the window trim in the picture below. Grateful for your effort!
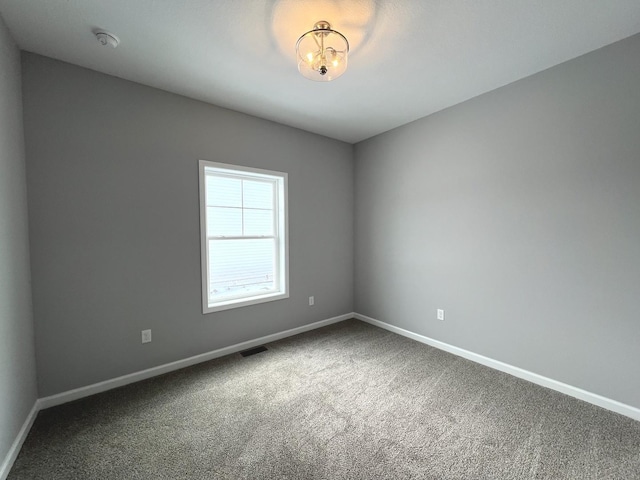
[198,160,289,314]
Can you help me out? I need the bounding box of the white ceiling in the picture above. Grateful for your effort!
[1,1,640,144]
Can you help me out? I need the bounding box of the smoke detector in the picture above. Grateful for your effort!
[95,31,119,48]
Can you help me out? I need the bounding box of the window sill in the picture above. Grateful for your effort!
[203,291,289,314]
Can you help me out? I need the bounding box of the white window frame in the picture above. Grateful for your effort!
[199,160,289,314]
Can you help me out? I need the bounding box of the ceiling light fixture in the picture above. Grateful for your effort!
[296,21,349,82]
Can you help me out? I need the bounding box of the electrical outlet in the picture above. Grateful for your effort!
[309,296,315,306]
[437,309,445,321]
[141,329,152,344]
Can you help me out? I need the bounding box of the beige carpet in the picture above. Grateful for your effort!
[9,319,640,479]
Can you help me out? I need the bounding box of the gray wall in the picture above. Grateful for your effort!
[22,53,354,397]
[355,33,640,409]
[0,15,37,466]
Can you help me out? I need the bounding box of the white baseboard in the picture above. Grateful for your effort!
[0,401,39,480]
[354,313,640,422]
[39,313,353,410]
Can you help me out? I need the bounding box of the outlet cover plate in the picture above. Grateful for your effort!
[141,329,152,343]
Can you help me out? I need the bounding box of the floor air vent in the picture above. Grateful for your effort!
[240,345,268,357]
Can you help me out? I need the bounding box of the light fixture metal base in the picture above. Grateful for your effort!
[313,20,332,31]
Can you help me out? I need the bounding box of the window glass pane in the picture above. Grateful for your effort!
[208,238,275,300]
[243,179,274,209]
[206,207,242,236]
[243,209,274,236]
[206,175,241,207]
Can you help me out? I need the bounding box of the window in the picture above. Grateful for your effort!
[199,160,289,313]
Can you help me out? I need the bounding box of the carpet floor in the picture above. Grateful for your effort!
[9,319,640,479]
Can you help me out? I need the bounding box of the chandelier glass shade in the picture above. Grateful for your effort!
[296,21,349,81]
